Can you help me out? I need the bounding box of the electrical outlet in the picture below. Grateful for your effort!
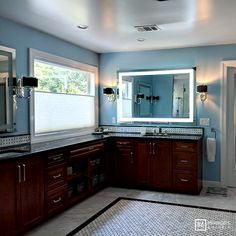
[200,118,210,126]
[112,117,116,124]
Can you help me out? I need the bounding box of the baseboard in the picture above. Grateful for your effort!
[203,180,223,187]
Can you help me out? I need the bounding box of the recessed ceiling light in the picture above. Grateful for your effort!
[137,38,146,42]
[77,25,88,30]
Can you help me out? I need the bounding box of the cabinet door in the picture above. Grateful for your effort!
[150,141,172,189]
[114,140,136,186]
[17,156,44,230]
[136,142,150,185]
[0,161,17,236]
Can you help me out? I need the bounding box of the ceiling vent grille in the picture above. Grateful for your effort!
[134,25,161,32]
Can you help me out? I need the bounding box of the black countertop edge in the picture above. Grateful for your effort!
[0,133,202,161]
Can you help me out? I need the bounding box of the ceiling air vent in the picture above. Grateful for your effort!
[134,25,161,32]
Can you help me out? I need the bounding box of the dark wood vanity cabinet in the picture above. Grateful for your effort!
[113,137,202,193]
[172,140,202,194]
[45,152,67,216]
[136,140,172,189]
[149,140,172,190]
[0,136,202,235]
[0,155,44,236]
[113,139,136,186]
[67,140,107,205]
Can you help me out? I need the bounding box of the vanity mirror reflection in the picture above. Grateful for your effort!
[0,45,16,132]
[117,68,195,123]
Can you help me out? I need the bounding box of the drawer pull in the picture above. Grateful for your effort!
[53,197,62,203]
[180,160,189,163]
[52,156,62,161]
[117,141,130,145]
[180,178,189,182]
[179,145,189,149]
[53,173,62,179]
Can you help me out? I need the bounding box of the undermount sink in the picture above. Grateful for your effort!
[143,133,169,137]
[0,148,30,159]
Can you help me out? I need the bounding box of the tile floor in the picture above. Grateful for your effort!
[25,187,236,236]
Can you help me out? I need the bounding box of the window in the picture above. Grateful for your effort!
[30,49,98,143]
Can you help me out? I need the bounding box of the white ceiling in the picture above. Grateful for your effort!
[1,0,236,53]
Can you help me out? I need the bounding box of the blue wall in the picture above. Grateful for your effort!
[99,45,236,182]
[0,16,99,135]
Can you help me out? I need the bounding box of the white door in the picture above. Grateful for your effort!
[226,66,236,187]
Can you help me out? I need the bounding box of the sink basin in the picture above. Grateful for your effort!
[0,151,23,158]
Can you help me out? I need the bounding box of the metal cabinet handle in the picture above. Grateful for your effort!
[180,178,189,182]
[149,143,152,154]
[179,145,189,149]
[52,156,62,161]
[53,197,62,204]
[180,160,189,163]
[153,143,156,155]
[53,173,62,179]
[130,152,134,164]
[22,164,26,182]
[17,165,21,183]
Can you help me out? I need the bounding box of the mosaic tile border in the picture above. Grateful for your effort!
[67,197,236,236]
[0,135,30,147]
[102,126,204,136]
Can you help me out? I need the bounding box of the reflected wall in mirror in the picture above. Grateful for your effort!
[117,68,195,123]
[0,45,16,132]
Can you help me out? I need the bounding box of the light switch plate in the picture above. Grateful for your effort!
[200,118,210,126]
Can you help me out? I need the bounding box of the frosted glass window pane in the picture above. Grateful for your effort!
[35,91,95,134]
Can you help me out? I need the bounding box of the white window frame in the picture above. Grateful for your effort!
[29,48,98,143]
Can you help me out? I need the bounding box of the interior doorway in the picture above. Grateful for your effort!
[221,61,236,187]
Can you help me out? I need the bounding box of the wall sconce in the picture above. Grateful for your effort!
[103,87,117,102]
[135,93,145,104]
[146,95,160,104]
[197,85,208,102]
[12,76,38,99]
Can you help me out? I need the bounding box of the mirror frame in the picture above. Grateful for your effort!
[0,45,16,132]
[117,68,195,123]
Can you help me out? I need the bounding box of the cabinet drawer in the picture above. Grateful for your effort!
[174,170,197,192]
[46,186,67,215]
[46,163,67,190]
[173,152,197,170]
[173,141,198,152]
[47,152,65,166]
[70,142,104,160]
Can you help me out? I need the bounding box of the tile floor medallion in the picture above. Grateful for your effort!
[24,187,236,236]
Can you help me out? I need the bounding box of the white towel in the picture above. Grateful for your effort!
[207,138,216,162]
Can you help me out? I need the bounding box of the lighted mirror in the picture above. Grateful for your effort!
[117,68,195,123]
[0,45,16,132]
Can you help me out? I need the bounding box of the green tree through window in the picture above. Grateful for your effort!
[34,60,91,95]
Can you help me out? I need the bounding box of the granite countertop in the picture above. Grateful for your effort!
[0,133,202,161]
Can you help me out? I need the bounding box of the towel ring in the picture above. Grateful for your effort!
[211,128,216,139]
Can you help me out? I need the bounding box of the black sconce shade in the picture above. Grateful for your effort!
[21,76,38,87]
[197,85,207,93]
[136,93,145,99]
[103,87,114,95]
[146,95,160,101]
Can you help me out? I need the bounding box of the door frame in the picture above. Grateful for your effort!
[221,60,236,186]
